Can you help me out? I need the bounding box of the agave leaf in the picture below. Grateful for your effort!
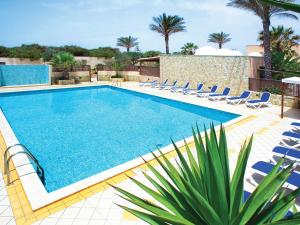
[179,175,223,225]
[230,136,253,218]
[265,219,300,225]
[118,204,186,225]
[218,125,230,207]
[142,171,200,222]
[203,125,228,222]
[233,163,294,225]
[115,184,193,224]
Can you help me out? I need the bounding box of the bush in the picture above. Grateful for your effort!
[89,47,120,58]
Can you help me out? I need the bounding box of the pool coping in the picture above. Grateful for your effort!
[0,84,249,211]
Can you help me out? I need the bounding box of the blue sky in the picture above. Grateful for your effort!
[0,0,299,53]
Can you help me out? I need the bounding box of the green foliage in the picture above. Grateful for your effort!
[260,0,300,13]
[181,42,198,55]
[115,125,300,225]
[261,86,282,94]
[50,51,75,68]
[117,36,139,52]
[208,32,231,49]
[272,51,300,76]
[8,44,45,60]
[258,26,300,56]
[61,45,90,56]
[126,51,143,65]
[89,47,120,58]
[150,13,186,54]
[41,47,58,62]
[143,51,161,58]
[0,46,10,57]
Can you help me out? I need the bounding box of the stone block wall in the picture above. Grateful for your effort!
[159,55,251,95]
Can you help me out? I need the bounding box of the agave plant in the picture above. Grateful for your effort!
[260,0,300,13]
[114,125,300,224]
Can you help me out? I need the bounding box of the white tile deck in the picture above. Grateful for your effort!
[0,82,299,225]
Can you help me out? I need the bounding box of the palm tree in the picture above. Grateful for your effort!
[258,26,300,53]
[181,42,199,55]
[260,0,300,12]
[116,36,138,52]
[150,13,186,54]
[227,0,298,79]
[208,32,232,49]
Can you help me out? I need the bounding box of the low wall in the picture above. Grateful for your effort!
[97,71,140,81]
[160,55,251,95]
[0,57,44,65]
[52,71,90,84]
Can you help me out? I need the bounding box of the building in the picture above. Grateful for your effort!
[246,45,300,56]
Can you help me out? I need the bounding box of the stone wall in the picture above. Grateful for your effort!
[52,71,90,84]
[97,71,140,82]
[0,57,44,65]
[159,55,251,95]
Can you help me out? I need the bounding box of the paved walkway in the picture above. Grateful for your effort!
[0,82,299,225]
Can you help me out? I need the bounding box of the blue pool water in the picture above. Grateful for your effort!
[0,65,49,86]
[0,86,239,192]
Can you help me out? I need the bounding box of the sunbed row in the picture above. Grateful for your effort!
[139,79,272,109]
[251,122,300,197]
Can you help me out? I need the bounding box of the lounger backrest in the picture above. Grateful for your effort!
[184,82,190,88]
[172,80,178,86]
[197,83,203,91]
[210,85,218,93]
[240,91,251,99]
[222,87,230,95]
[162,79,168,85]
[261,92,270,102]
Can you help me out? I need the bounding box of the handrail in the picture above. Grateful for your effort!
[4,144,45,185]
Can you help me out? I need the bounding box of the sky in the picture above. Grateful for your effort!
[0,0,299,54]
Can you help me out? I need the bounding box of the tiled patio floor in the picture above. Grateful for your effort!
[0,82,299,225]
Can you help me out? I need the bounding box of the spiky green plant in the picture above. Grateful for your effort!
[260,0,300,13]
[114,125,300,224]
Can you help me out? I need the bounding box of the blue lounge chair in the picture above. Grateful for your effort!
[183,83,203,95]
[226,91,251,105]
[252,161,300,189]
[246,92,271,108]
[139,80,157,87]
[197,85,218,97]
[160,80,177,90]
[153,79,168,88]
[291,122,300,132]
[171,82,190,93]
[281,131,300,149]
[208,87,230,101]
[272,146,300,162]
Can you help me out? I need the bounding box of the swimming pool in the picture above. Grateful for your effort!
[0,85,240,208]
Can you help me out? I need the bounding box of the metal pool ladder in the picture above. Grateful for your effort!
[3,144,45,185]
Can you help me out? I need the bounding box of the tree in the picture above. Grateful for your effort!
[143,50,161,58]
[227,0,298,79]
[116,36,139,52]
[150,13,186,54]
[50,52,76,79]
[88,47,120,58]
[258,26,300,55]
[260,0,300,12]
[208,32,231,49]
[115,125,300,224]
[8,44,45,60]
[181,42,199,55]
[61,45,89,56]
[0,46,10,57]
